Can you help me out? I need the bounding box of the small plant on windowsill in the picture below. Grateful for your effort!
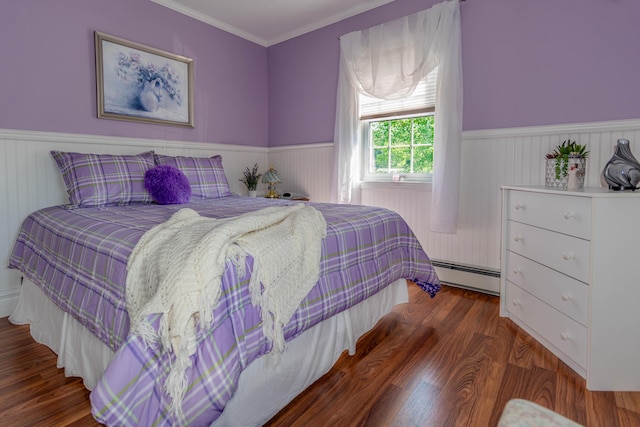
[545,140,589,188]
[239,164,262,194]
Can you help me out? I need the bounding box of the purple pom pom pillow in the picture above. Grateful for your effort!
[144,165,192,205]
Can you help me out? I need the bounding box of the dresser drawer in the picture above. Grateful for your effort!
[507,190,591,240]
[505,282,587,369]
[507,221,590,283]
[506,251,588,325]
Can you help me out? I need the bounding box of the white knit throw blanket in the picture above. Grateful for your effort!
[125,204,326,420]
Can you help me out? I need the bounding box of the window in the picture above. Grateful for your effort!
[365,114,434,179]
[360,68,437,182]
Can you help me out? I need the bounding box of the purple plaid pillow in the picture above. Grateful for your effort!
[51,150,155,207]
[154,154,233,199]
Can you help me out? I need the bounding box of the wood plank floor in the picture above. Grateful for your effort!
[1,284,640,426]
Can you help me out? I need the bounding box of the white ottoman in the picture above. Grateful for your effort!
[498,399,584,427]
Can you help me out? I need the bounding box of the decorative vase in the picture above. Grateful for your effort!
[545,156,586,189]
[248,190,257,198]
[138,78,163,112]
[601,139,640,191]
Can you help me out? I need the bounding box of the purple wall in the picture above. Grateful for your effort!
[3,0,639,148]
[268,0,640,146]
[0,0,268,147]
[268,0,437,147]
[462,0,640,131]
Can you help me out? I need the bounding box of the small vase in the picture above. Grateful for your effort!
[601,139,640,191]
[248,190,257,198]
[138,78,163,112]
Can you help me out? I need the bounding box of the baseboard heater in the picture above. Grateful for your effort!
[430,260,501,296]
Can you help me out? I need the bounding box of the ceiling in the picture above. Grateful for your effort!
[151,0,395,47]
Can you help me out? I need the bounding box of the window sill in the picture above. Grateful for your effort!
[360,180,432,192]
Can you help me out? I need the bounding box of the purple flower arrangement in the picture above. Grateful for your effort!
[116,52,182,106]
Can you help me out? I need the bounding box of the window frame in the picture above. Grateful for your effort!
[361,111,435,183]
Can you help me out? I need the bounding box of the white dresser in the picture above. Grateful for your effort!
[500,185,640,390]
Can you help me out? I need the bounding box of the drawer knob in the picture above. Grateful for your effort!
[512,298,521,306]
[563,212,574,220]
[515,203,525,210]
[561,293,572,301]
[513,267,522,274]
[560,332,570,341]
[562,252,574,261]
[514,236,524,242]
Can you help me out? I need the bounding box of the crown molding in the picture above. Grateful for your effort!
[150,0,395,47]
[150,0,269,47]
[265,0,395,46]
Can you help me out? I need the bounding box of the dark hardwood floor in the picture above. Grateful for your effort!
[1,284,640,426]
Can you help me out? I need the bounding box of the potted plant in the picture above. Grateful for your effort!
[545,140,589,188]
[239,163,262,196]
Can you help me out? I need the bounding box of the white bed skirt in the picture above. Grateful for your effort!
[9,277,409,426]
[9,278,114,389]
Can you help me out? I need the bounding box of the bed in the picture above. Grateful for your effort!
[7,150,441,426]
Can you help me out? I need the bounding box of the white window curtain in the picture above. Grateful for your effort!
[359,67,438,120]
[331,0,463,234]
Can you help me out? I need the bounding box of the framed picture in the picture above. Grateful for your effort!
[95,31,194,128]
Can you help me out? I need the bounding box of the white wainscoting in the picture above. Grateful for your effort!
[3,119,640,316]
[267,143,334,203]
[0,128,268,317]
[270,118,640,294]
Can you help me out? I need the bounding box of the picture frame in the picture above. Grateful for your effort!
[95,31,194,128]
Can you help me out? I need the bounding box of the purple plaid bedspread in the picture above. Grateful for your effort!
[9,196,440,426]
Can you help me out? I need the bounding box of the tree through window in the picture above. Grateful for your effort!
[367,114,434,177]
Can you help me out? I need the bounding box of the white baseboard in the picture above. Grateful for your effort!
[432,261,500,295]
